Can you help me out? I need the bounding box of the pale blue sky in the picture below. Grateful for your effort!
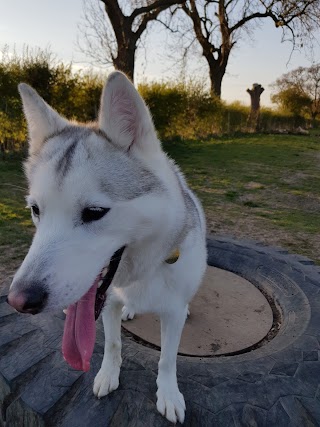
[1,0,319,106]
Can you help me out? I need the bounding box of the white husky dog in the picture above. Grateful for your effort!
[7,72,207,424]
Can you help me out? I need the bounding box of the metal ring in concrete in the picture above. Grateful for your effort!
[122,266,274,356]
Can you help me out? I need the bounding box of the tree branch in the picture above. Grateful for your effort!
[130,0,185,21]
[99,0,129,43]
[230,11,278,34]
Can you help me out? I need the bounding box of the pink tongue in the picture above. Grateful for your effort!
[62,281,98,371]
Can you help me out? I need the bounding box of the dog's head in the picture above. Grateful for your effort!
[7,72,168,314]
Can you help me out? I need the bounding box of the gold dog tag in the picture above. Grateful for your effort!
[165,249,180,264]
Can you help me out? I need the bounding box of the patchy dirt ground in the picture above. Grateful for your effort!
[205,208,320,263]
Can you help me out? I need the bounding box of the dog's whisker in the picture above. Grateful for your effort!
[2,183,28,191]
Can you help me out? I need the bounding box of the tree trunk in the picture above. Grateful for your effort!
[311,111,318,128]
[247,84,265,131]
[209,67,224,98]
[113,45,135,82]
[206,39,230,98]
[183,0,231,99]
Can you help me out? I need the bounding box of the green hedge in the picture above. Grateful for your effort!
[0,46,105,155]
[139,83,307,140]
[0,47,311,155]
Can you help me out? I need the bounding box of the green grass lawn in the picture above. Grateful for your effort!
[1,133,319,272]
[0,158,33,267]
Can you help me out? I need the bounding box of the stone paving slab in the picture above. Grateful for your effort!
[0,236,319,426]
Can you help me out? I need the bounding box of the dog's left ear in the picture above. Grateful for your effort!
[98,72,160,157]
[19,83,68,155]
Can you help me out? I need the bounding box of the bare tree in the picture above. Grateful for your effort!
[175,0,320,98]
[271,64,320,123]
[78,0,183,82]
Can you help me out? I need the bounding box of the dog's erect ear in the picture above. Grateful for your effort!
[98,72,159,156]
[18,83,68,155]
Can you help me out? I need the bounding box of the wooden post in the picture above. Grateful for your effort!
[247,83,264,132]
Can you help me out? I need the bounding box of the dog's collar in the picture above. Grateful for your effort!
[94,246,125,320]
[94,246,180,320]
[165,249,180,264]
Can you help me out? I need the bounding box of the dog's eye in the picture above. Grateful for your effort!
[31,205,40,217]
[82,207,110,223]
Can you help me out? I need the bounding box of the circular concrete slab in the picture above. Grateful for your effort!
[122,266,273,356]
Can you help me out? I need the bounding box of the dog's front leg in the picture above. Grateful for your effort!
[93,294,123,398]
[157,306,188,424]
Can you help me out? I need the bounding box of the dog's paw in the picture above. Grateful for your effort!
[156,385,186,424]
[121,306,135,321]
[93,366,120,398]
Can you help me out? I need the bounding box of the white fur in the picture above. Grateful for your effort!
[18,83,68,155]
[11,72,207,424]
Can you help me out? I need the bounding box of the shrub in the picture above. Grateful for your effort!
[0,45,105,155]
[0,46,314,155]
[139,81,224,139]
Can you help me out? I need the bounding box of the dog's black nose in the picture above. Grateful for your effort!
[22,288,48,314]
[7,287,48,314]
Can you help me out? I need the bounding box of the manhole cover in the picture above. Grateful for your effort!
[122,266,273,356]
